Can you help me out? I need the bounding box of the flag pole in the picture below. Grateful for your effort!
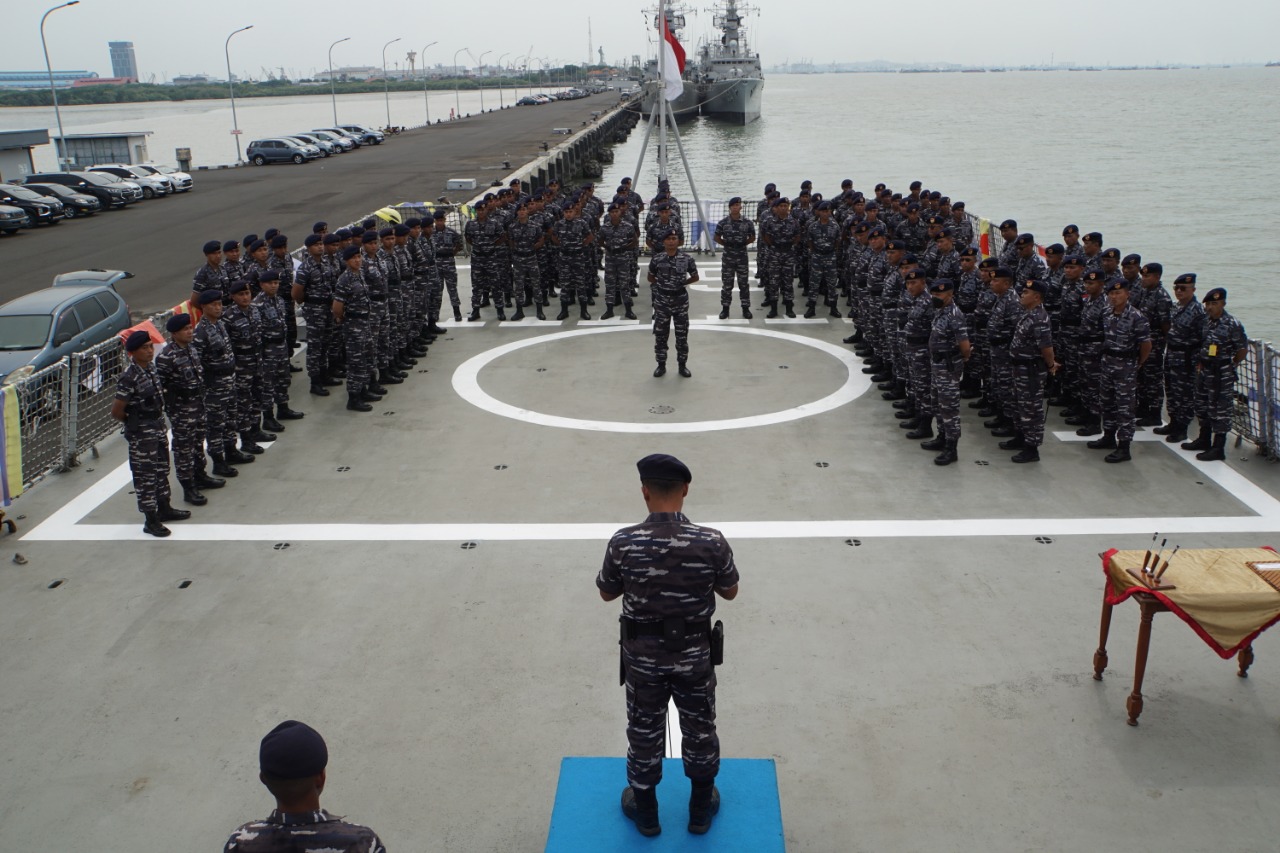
[657,0,668,181]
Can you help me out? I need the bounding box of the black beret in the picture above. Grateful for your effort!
[993,266,1014,280]
[361,218,377,229]
[1121,253,1141,265]
[816,201,832,211]
[959,247,977,258]
[1063,256,1084,266]
[621,176,633,183]
[198,289,223,305]
[937,227,954,240]
[394,224,410,237]
[938,196,950,205]
[259,720,328,780]
[222,240,240,252]
[637,453,691,483]
[1174,272,1197,285]
[1141,262,1163,276]
[1024,281,1047,296]
[1101,248,1121,260]
[202,240,222,255]
[764,182,776,192]
[335,228,353,239]
[270,235,288,249]
[929,191,942,200]
[1084,270,1104,282]
[869,226,886,237]
[264,228,280,241]
[773,196,790,207]
[928,278,954,293]
[361,231,379,244]
[1014,233,1034,247]
[728,196,742,206]
[1045,243,1065,256]
[903,269,926,282]
[229,279,250,294]
[322,233,341,245]
[166,314,192,333]
[661,228,680,240]
[925,215,943,226]
[405,217,421,228]
[909,180,922,189]
[248,240,266,253]
[378,227,394,238]
[607,203,619,212]
[800,180,813,189]
[312,221,328,233]
[1203,287,1226,303]
[887,239,905,251]
[304,234,322,247]
[952,201,965,210]
[1084,231,1103,243]
[125,330,152,352]
[341,246,361,261]
[242,234,260,247]
[999,219,1018,230]
[843,179,855,188]
[978,258,998,269]
[906,202,921,212]
[433,211,447,220]
[259,269,280,282]
[1103,280,1127,293]
[853,222,869,233]
[863,201,878,211]
[1062,224,1079,235]
[901,252,919,264]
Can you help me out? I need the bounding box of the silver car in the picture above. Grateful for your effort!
[134,163,194,192]
[89,165,169,199]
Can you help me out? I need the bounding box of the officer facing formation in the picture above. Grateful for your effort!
[1181,286,1247,461]
[648,230,699,378]
[223,720,386,853]
[598,454,739,838]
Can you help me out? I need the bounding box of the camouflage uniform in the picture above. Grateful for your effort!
[950,214,975,250]
[970,288,996,399]
[224,302,264,433]
[508,219,546,308]
[1134,283,1173,418]
[929,302,969,441]
[760,215,798,307]
[1009,305,1054,447]
[253,291,291,409]
[903,290,935,420]
[334,268,374,397]
[863,249,890,359]
[378,246,405,356]
[554,217,594,310]
[895,218,929,254]
[408,231,438,331]
[1196,311,1248,433]
[391,243,415,346]
[648,251,698,366]
[1057,278,1085,404]
[1101,304,1152,442]
[598,219,639,312]
[295,252,334,383]
[716,215,755,311]
[194,315,238,455]
[805,219,841,310]
[268,251,298,350]
[1015,253,1048,292]
[1165,299,1206,429]
[432,225,464,319]
[597,511,739,790]
[155,340,206,483]
[465,216,502,310]
[224,809,386,853]
[1077,293,1108,420]
[987,291,1021,421]
[193,262,231,305]
[115,361,171,513]
[362,250,392,372]
[934,249,962,285]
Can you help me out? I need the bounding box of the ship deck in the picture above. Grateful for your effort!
[3,259,1280,852]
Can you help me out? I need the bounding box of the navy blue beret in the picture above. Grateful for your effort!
[1084,270,1104,282]
[242,234,259,248]
[1014,233,1034,247]
[432,211,447,220]
[1122,253,1142,265]
[952,201,965,210]
[937,227,954,240]
[999,219,1018,230]
[229,279,250,294]
[800,180,812,189]
[394,224,410,236]
[125,330,152,352]
[1141,263,1162,276]
[1101,248,1121,260]
[322,233,340,245]
[335,228,353,239]
[341,246,361,261]
[264,228,280,241]
[906,202,921,212]
[248,240,266,253]
[304,234,322,247]
[887,239,905,251]
[661,228,680,240]
[312,221,327,233]
[993,266,1015,280]
[259,720,328,780]
[863,201,878,211]
[1063,256,1084,266]
[637,453,691,483]
[1045,243,1065,255]
[361,231,379,244]
[378,227,394,238]
[222,240,240,252]
[904,269,926,282]
[960,247,978,258]
[978,258,998,269]
[728,196,742,206]
[816,201,831,211]
[259,269,280,282]
[929,278,954,293]
[361,218,377,229]
[1084,231,1103,243]
[166,314,192,333]
[1174,272,1196,285]
[1103,279,1127,293]
[1026,281,1049,296]
[1203,287,1226,303]
[270,235,288,249]
[405,217,421,228]
[1062,224,1079,235]
[901,252,919,264]
[202,240,222,254]
[198,289,223,305]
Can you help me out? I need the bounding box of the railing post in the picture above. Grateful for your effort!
[59,354,76,471]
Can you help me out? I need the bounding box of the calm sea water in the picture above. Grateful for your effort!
[4,69,1277,336]
[602,67,1280,340]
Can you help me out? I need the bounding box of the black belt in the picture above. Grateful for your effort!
[989,336,1011,345]
[345,311,369,319]
[263,336,286,344]
[369,294,387,302]
[1061,321,1081,328]
[622,617,711,641]
[1012,355,1043,366]
[205,363,235,378]
[305,297,331,306]
[906,335,931,345]
[1080,335,1105,343]
[932,350,960,362]
[513,251,537,257]
[812,250,835,256]
[1104,348,1138,358]
[1167,344,1194,351]
[435,253,454,258]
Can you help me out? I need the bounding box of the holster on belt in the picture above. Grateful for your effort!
[710,620,724,667]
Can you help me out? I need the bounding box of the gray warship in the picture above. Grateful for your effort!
[638,5,701,119]
[695,0,765,123]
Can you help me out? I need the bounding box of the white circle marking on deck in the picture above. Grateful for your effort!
[451,325,869,433]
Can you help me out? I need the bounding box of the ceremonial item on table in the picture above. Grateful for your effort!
[1124,533,1176,590]
[1246,560,1280,594]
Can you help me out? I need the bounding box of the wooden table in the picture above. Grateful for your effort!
[1094,547,1280,726]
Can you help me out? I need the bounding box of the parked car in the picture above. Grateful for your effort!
[89,165,170,199]
[245,138,317,166]
[313,127,363,148]
[516,96,541,106]
[0,277,132,386]
[286,134,337,156]
[133,162,193,192]
[306,129,355,151]
[24,182,102,218]
[0,183,65,226]
[337,124,385,145]
[25,171,142,208]
[0,204,28,235]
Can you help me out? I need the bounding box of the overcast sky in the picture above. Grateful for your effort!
[5,0,1277,83]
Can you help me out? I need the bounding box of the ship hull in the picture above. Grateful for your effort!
[638,81,700,119]
[701,76,764,124]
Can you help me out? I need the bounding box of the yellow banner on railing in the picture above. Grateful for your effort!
[0,385,23,506]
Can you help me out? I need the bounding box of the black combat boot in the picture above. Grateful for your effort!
[894,406,917,420]
[309,381,330,397]
[211,454,240,477]
[892,396,914,410]
[323,374,345,387]
[803,302,817,319]
[195,468,225,489]
[906,420,934,440]
[766,301,779,319]
[678,361,692,378]
[480,295,491,307]
[495,306,507,321]
[999,433,1027,450]
[990,417,1016,438]
[828,302,842,318]
[1163,421,1189,443]
[784,302,796,318]
[982,415,1004,430]
[536,305,547,320]
[452,307,463,322]
[969,394,989,411]
[1088,431,1117,450]
[688,779,719,835]
[1074,415,1103,437]
[261,412,286,433]
[467,307,481,321]
[428,322,448,335]
[870,370,893,383]
[622,786,661,838]
[882,383,907,401]
[579,305,591,320]
[1064,410,1092,426]
[920,426,947,451]
[653,362,667,377]
[601,307,616,320]
[180,480,207,506]
[625,307,638,320]
[251,418,277,442]
[361,389,383,402]
[240,433,264,455]
[934,438,959,466]
[157,500,191,522]
[347,393,372,412]
[1137,406,1162,427]
[1152,419,1175,435]
[718,305,730,320]
[225,442,254,465]
[1196,432,1228,461]
[1105,440,1132,463]
[511,305,525,321]
[556,306,570,320]
[143,512,171,537]
[898,417,921,430]
[1181,420,1212,451]
[843,333,859,345]
[379,369,404,385]
[1011,446,1040,463]
[277,403,304,421]
[742,306,753,319]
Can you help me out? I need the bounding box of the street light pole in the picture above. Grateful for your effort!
[453,47,468,119]
[476,50,491,112]
[420,40,438,126]
[382,37,401,130]
[225,25,253,163]
[40,1,79,171]
[328,36,350,126]
[498,52,510,108]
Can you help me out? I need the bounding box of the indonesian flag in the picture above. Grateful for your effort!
[660,17,686,101]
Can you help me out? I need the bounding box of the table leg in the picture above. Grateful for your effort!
[1238,645,1254,678]
[1126,599,1158,726]
[1094,599,1114,681]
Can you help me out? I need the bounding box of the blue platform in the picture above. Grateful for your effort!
[545,757,785,852]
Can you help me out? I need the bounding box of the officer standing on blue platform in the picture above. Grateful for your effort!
[224,720,386,853]
[598,454,739,838]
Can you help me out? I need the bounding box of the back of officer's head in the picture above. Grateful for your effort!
[258,721,328,804]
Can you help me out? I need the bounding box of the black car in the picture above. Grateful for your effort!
[23,182,102,218]
[23,171,141,209]
[0,183,64,225]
